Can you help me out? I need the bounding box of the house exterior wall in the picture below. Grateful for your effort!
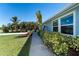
[46,21,53,32]
[43,10,75,35]
[43,4,79,36]
[75,7,79,35]
[43,21,53,32]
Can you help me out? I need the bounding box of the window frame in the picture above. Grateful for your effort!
[60,13,73,35]
[61,14,73,26]
[53,20,58,32]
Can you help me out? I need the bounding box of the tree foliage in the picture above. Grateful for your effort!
[2,16,36,33]
[2,25,9,33]
[35,10,42,30]
[11,16,20,32]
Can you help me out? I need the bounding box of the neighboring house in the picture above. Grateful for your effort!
[43,3,79,36]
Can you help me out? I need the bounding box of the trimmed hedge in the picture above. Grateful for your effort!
[38,30,79,56]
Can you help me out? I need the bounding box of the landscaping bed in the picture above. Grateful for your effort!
[38,30,79,56]
[0,32,32,56]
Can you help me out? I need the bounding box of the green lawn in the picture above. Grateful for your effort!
[0,35,28,56]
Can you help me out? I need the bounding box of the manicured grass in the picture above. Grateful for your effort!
[18,34,32,56]
[0,35,28,56]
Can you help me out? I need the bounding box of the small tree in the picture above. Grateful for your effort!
[11,16,20,32]
[19,22,26,32]
[35,10,42,30]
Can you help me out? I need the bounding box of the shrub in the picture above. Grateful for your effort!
[71,36,79,51]
[2,25,9,33]
[39,31,69,55]
[53,42,68,55]
[39,30,79,56]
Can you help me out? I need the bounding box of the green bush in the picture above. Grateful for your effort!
[2,26,9,33]
[71,36,79,51]
[39,30,79,56]
[39,31,68,55]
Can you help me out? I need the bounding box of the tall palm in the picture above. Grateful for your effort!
[11,16,20,32]
[35,10,42,30]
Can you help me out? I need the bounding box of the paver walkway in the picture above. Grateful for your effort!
[29,32,54,56]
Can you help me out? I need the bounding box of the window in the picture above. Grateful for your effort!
[61,14,73,35]
[61,25,73,35]
[53,20,58,26]
[53,20,58,32]
[53,27,58,32]
[61,14,73,25]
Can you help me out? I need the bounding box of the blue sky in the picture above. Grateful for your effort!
[0,3,71,27]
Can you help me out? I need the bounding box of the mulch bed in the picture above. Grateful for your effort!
[68,48,79,56]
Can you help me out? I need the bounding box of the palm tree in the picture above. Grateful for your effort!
[11,16,20,32]
[35,10,42,30]
[19,22,26,32]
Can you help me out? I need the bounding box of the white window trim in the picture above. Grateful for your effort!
[73,10,76,36]
[52,11,76,36]
[59,11,74,35]
[59,11,74,19]
[53,26,58,27]
[58,18,61,32]
[60,33,74,37]
[60,13,73,27]
[61,24,73,26]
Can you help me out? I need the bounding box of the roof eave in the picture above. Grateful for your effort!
[43,3,79,25]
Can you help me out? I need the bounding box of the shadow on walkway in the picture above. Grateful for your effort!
[18,34,32,56]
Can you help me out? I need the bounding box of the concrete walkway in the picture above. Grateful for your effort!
[0,32,28,36]
[29,32,54,56]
